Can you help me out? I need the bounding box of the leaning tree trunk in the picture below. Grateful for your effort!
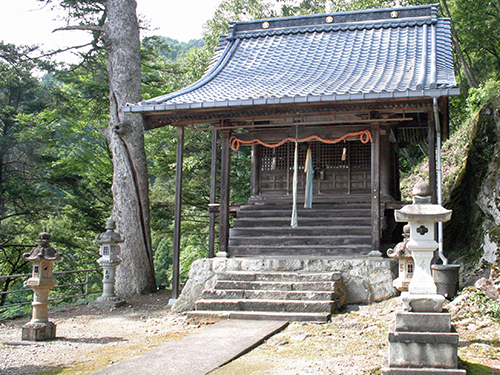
[101,0,156,295]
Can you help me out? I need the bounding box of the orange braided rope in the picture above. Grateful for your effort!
[230,130,373,151]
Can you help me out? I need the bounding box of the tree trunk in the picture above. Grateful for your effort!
[102,0,156,295]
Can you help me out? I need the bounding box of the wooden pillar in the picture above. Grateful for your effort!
[251,144,261,198]
[370,123,382,256]
[208,129,218,258]
[391,143,401,201]
[428,111,437,204]
[218,130,231,257]
[380,127,391,199]
[171,125,184,301]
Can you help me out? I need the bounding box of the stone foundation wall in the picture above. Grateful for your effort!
[172,257,398,312]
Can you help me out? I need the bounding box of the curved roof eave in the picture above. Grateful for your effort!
[124,88,460,114]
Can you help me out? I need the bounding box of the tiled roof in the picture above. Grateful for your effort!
[126,3,458,114]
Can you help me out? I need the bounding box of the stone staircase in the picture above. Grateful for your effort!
[188,270,346,322]
[228,202,372,257]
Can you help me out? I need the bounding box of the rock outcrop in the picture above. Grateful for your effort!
[445,99,500,286]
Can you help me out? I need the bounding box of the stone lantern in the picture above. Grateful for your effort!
[387,224,413,292]
[22,231,62,341]
[382,181,465,375]
[92,217,125,307]
[394,181,452,312]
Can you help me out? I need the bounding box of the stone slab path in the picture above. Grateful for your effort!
[92,319,288,375]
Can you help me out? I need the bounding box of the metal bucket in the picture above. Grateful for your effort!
[432,264,460,299]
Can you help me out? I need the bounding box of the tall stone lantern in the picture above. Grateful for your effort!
[92,217,125,307]
[382,181,465,375]
[395,181,452,312]
[22,231,62,341]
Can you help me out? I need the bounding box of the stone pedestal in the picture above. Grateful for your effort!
[22,278,57,340]
[382,308,466,374]
[22,321,56,341]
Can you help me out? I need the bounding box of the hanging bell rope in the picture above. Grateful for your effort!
[229,130,372,151]
[304,143,313,209]
[291,141,299,228]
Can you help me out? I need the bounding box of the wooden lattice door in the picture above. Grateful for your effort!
[259,141,371,197]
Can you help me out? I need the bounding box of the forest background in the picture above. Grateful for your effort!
[1,0,500,311]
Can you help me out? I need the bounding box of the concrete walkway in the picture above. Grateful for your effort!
[93,319,288,375]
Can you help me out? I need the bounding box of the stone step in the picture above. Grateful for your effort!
[186,310,332,323]
[230,226,370,238]
[239,203,371,211]
[228,235,371,247]
[232,217,372,228]
[216,271,342,282]
[237,208,371,219]
[382,367,467,374]
[201,289,337,301]
[213,280,342,292]
[195,299,337,313]
[228,245,371,257]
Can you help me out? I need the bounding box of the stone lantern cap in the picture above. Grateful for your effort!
[96,217,124,244]
[395,204,452,223]
[23,232,62,262]
[395,180,451,222]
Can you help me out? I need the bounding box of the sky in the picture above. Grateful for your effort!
[0,0,223,61]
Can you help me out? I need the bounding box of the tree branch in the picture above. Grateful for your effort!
[37,42,94,58]
[0,211,33,222]
[53,25,103,33]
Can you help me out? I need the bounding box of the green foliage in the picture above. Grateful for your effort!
[485,300,500,320]
[203,0,278,51]
[0,304,31,320]
[17,51,114,273]
[152,236,173,287]
[141,36,195,100]
[458,358,495,375]
[447,0,500,85]
[0,42,59,293]
[278,0,328,16]
[467,80,500,113]
[150,37,205,62]
[467,287,500,321]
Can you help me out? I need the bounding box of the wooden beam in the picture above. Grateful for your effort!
[171,125,184,300]
[192,117,414,132]
[208,129,218,258]
[142,98,432,130]
[371,123,381,255]
[218,129,231,257]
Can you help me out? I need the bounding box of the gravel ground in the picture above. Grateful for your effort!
[1,289,499,375]
[0,290,201,375]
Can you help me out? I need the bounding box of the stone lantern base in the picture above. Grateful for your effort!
[382,308,466,374]
[401,292,446,312]
[90,296,126,308]
[22,321,56,341]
